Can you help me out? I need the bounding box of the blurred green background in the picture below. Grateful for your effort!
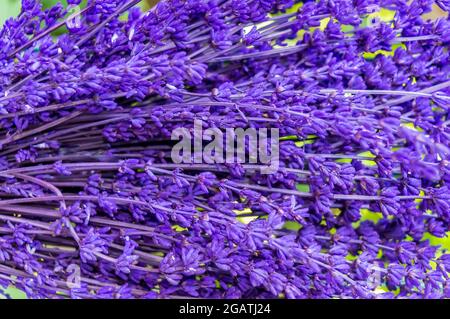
[0,0,159,26]
[0,0,448,299]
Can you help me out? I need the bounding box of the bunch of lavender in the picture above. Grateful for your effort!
[0,0,449,299]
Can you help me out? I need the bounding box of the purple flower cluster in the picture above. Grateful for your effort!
[0,0,449,299]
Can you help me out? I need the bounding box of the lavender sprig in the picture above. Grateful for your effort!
[0,0,449,299]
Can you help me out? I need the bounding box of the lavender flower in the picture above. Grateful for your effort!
[0,0,449,299]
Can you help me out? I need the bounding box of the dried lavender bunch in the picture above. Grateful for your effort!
[0,0,449,299]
